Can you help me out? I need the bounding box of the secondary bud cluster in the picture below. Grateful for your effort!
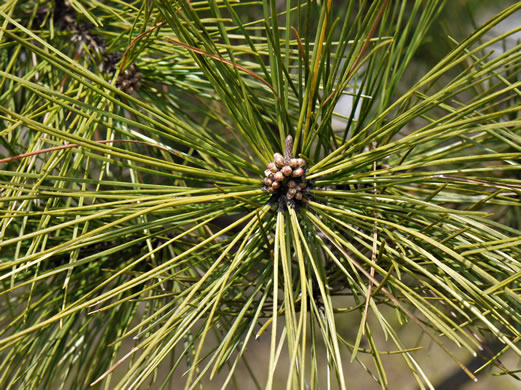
[70,22,105,54]
[263,136,310,207]
[116,64,143,94]
[99,52,143,95]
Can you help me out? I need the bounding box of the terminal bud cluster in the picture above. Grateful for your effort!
[263,135,310,208]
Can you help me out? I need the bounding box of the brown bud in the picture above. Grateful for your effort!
[272,181,281,189]
[295,192,303,200]
[264,169,272,177]
[281,166,292,176]
[273,153,284,168]
[263,177,273,186]
[288,180,297,188]
[289,158,299,168]
[266,187,275,193]
[298,182,307,190]
[296,158,306,168]
[273,171,284,182]
[267,162,278,172]
[292,168,304,177]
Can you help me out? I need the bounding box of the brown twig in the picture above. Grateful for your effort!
[0,139,179,164]
[90,346,140,386]
[120,20,166,70]
[291,26,321,104]
[291,26,307,63]
[164,37,280,101]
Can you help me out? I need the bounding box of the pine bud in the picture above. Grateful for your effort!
[295,192,303,200]
[263,177,273,186]
[273,171,284,182]
[273,153,285,168]
[292,168,304,177]
[272,181,281,189]
[267,162,278,172]
[296,158,306,168]
[289,158,299,168]
[281,166,292,176]
[288,180,297,188]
